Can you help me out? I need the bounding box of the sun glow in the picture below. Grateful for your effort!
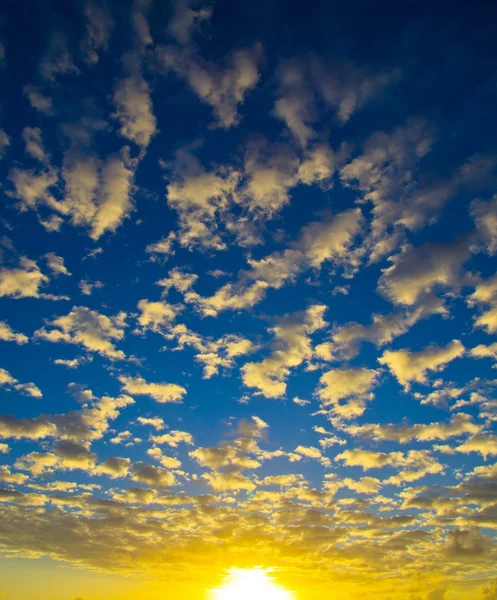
[209,568,295,600]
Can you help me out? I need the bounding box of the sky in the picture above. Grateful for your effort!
[0,0,497,599]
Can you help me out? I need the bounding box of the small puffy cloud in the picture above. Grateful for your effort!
[335,449,443,484]
[164,324,254,379]
[79,280,104,296]
[132,0,153,47]
[113,72,157,148]
[8,166,59,212]
[188,208,363,316]
[319,310,421,361]
[471,342,497,364]
[93,457,131,479]
[0,367,42,398]
[0,257,49,299]
[317,367,379,419]
[40,32,79,81]
[23,85,53,114]
[136,416,164,431]
[242,304,327,398]
[35,306,127,360]
[161,42,263,128]
[54,357,87,369]
[472,194,497,254]
[119,375,186,403]
[347,413,481,444]
[61,152,135,240]
[0,127,10,158]
[151,430,193,447]
[0,466,29,485]
[378,239,470,309]
[129,462,175,488]
[294,445,322,459]
[22,127,49,164]
[0,321,28,344]
[167,0,212,45]
[80,0,114,64]
[0,415,56,440]
[452,434,497,459]
[147,446,181,469]
[136,299,181,332]
[45,253,71,277]
[293,397,310,407]
[146,232,176,260]
[379,340,465,389]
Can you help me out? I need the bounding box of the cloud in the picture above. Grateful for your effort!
[378,239,471,309]
[22,127,50,164]
[0,368,42,398]
[0,127,10,158]
[167,0,212,45]
[136,299,181,333]
[23,85,53,114]
[0,393,133,445]
[113,72,157,148]
[8,166,59,213]
[317,309,422,361]
[379,340,465,389]
[0,321,28,344]
[186,208,363,315]
[40,32,79,81]
[60,149,135,240]
[79,280,104,296]
[164,324,255,378]
[273,58,397,146]
[146,232,176,260]
[129,462,175,488]
[35,306,127,360]
[472,194,497,254]
[132,0,153,47]
[45,253,71,277]
[242,304,327,398]
[151,430,193,447]
[0,258,49,299]
[119,375,186,403]
[316,367,379,419]
[93,456,131,478]
[80,0,114,65]
[136,417,164,431]
[451,434,497,459]
[335,448,444,484]
[346,413,481,443]
[161,42,263,128]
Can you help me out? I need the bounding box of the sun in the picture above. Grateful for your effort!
[209,567,294,600]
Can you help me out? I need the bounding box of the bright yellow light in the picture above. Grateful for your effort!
[209,567,294,600]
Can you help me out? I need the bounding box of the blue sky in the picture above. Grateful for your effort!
[0,1,497,599]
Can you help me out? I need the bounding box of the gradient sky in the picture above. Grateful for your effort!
[1,1,497,599]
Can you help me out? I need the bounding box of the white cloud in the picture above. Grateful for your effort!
[317,368,379,419]
[113,72,157,148]
[0,257,49,299]
[0,321,28,344]
[45,253,71,277]
[119,375,186,403]
[160,42,263,128]
[35,306,127,360]
[242,305,327,398]
[0,367,42,398]
[379,340,465,390]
